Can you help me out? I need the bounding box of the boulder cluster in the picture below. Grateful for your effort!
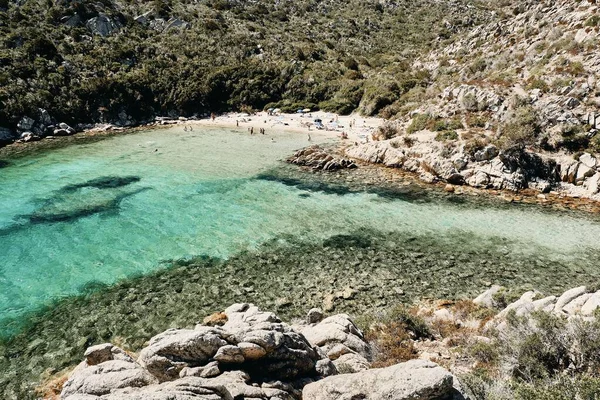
[0,108,77,145]
[287,146,357,172]
[60,303,466,400]
[345,140,557,193]
[475,284,600,324]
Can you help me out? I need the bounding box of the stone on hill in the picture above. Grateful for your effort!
[307,308,324,324]
[561,293,592,315]
[532,295,556,312]
[0,127,17,144]
[86,14,122,36]
[554,286,587,313]
[302,359,456,400]
[473,285,504,308]
[84,343,133,366]
[138,327,228,382]
[581,290,600,316]
[61,358,156,398]
[301,314,370,360]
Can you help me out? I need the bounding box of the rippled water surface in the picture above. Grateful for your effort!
[1,126,600,336]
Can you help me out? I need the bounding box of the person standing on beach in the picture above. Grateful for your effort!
[250,127,254,135]
[236,120,239,127]
[308,133,311,141]
[211,113,215,121]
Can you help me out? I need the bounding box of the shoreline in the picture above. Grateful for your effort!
[4,110,600,215]
[0,111,382,160]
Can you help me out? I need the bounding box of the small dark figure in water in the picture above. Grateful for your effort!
[189,126,193,131]
[236,120,239,127]
[308,134,311,141]
[184,126,188,132]
[250,127,254,135]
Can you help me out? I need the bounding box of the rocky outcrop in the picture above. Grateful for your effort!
[345,139,558,192]
[303,359,461,400]
[288,145,357,171]
[60,304,466,400]
[477,285,600,334]
[61,304,354,399]
[86,14,122,36]
[300,314,371,373]
[137,303,323,383]
[12,108,77,142]
[0,127,17,145]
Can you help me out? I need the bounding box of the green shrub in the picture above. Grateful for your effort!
[585,15,600,27]
[433,118,463,131]
[435,130,458,141]
[407,113,432,134]
[373,122,401,140]
[497,106,539,149]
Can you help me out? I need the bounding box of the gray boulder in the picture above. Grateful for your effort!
[301,314,370,360]
[17,116,35,132]
[0,127,17,144]
[138,327,228,382]
[61,359,156,398]
[473,285,504,308]
[86,14,122,37]
[302,359,456,400]
[64,372,295,400]
[54,122,76,136]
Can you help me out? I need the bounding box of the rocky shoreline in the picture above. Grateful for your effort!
[53,303,467,400]
[284,144,600,214]
[48,282,600,399]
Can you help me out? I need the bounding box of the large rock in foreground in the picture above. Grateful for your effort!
[302,359,456,400]
[60,304,345,400]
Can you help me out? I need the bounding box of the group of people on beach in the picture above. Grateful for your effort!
[248,127,266,135]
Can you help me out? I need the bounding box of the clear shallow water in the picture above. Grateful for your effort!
[1,126,600,334]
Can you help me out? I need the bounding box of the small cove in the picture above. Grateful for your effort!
[2,126,600,337]
[3,126,600,398]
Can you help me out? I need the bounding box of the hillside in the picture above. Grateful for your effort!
[387,0,600,155]
[0,0,491,142]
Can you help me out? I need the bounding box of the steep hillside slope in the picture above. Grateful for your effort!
[0,0,490,140]
[394,0,600,153]
[349,0,600,198]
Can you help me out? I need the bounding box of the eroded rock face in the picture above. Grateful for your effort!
[138,327,228,382]
[86,14,122,36]
[288,145,357,171]
[61,359,156,398]
[302,359,456,400]
[61,304,356,400]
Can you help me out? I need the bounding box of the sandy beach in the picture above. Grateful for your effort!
[192,111,385,143]
[0,111,384,160]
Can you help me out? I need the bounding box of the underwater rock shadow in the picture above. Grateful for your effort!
[256,171,432,203]
[61,175,141,192]
[1,176,149,230]
[26,187,151,224]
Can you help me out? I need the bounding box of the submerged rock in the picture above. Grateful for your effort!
[26,176,145,224]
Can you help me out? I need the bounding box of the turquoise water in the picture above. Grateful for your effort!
[1,126,600,335]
